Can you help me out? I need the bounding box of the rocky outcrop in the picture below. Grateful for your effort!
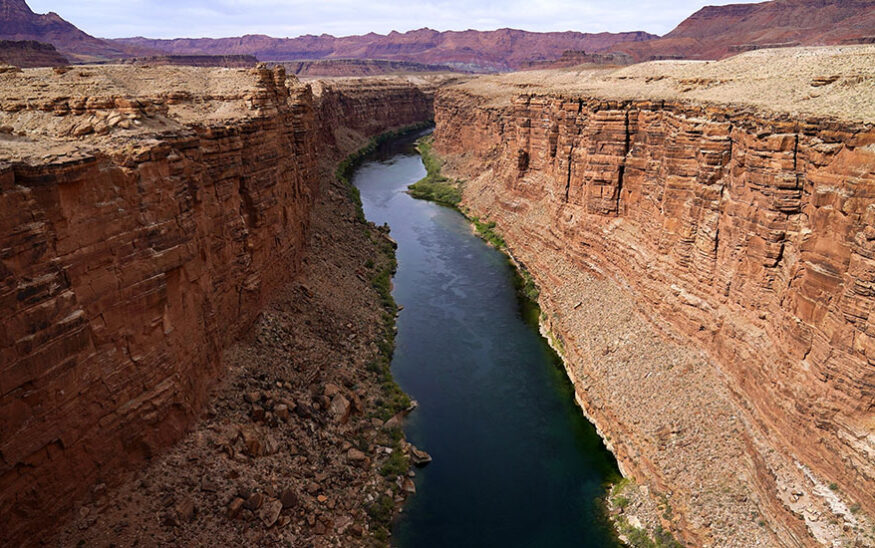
[0,39,67,67]
[0,65,436,544]
[432,50,875,545]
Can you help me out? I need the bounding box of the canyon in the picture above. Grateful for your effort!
[430,45,875,546]
[0,64,440,544]
[1,2,875,545]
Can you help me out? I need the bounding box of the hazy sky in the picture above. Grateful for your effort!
[27,0,762,40]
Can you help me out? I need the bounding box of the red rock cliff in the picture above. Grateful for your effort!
[432,50,875,545]
[0,65,435,543]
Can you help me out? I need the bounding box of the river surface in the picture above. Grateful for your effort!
[353,132,620,547]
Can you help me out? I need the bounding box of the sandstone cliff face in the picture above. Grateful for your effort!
[310,76,438,154]
[0,65,434,543]
[432,63,875,544]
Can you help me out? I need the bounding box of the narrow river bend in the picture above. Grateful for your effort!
[353,132,620,547]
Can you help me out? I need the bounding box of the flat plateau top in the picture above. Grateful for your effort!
[453,45,875,123]
[0,65,273,162]
[0,66,446,163]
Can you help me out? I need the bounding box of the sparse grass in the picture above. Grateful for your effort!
[379,444,409,478]
[615,516,684,548]
[407,135,463,207]
[515,265,540,303]
[660,495,674,521]
[548,330,566,356]
[471,217,506,248]
[606,480,683,548]
[850,502,861,514]
[609,477,632,510]
[366,494,395,525]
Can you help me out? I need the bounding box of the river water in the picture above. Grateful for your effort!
[353,132,620,547]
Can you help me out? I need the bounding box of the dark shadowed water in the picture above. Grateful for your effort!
[353,132,620,548]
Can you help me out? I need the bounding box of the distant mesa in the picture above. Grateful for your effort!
[517,50,635,70]
[284,58,464,77]
[108,54,258,68]
[0,39,67,67]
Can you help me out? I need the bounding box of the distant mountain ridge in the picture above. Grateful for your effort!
[610,0,875,61]
[2,0,873,70]
[114,28,658,72]
[0,0,153,62]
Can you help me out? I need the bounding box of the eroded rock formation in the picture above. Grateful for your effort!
[0,64,436,543]
[432,47,875,546]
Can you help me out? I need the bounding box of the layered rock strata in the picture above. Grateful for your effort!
[432,47,875,546]
[0,65,435,543]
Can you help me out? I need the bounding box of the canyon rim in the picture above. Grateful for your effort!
[2,0,875,546]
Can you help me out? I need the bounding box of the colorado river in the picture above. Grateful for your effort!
[353,131,620,547]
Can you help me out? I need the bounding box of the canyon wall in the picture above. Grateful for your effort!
[432,58,875,545]
[0,65,434,543]
[311,76,438,155]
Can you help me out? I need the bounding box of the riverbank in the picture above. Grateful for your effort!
[359,131,621,546]
[50,129,423,547]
